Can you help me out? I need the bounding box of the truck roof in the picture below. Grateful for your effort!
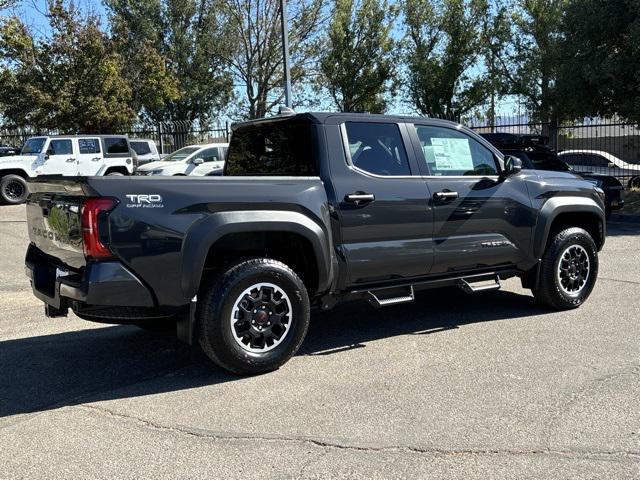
[231,111,463,130]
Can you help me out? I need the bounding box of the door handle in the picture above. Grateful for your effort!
[91,157,101,161]
[345,192,375,204]
[66,158,76,163]
[433,191,459,201]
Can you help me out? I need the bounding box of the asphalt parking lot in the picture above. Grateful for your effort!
[0,204,638,479]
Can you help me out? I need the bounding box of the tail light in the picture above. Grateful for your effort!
[81,198,118,259]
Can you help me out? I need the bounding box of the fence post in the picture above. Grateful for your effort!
[157,122,164,155]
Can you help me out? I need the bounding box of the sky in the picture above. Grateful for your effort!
[6,0,522,122]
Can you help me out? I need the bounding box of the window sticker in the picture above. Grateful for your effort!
[431,137,473,171]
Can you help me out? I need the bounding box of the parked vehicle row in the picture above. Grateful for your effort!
[0,136,229,204]
[557,150,640,189]
[481,133,625,218]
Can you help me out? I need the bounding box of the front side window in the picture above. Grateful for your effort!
[414,125,498,176]
[344,122,411,176]
[104,137,129,154]
[79,138,100,154]
[47,139,73,156]
[196,147,220,162]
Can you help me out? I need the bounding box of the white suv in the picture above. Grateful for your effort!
[135,143,227,176]
[129,139,161,165]
[0,135,135,204]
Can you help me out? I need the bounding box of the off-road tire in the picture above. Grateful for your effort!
[198,258,310,375]
[533,227,598,310]
[0,174,28,205]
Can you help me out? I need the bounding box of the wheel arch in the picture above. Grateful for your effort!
[533,197,605,259]
[103,166,130,176]
[0,168,30,179]
[181,210,334,300]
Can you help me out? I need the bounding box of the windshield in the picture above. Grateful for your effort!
[21,137,46,155]
[162,146,199,161]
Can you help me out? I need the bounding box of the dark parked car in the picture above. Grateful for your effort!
[0,144,19,156]
[481,133,624,219]
[25,113,606,374]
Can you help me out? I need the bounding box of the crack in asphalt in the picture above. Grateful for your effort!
[599,276,640,285]
[542,365,640,450]
[77,404,640,461]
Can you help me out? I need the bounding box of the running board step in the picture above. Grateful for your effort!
[458,276,501,294]
[368,286,415,308]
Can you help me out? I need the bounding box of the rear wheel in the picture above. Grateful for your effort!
[0,174,28,205]
[198,258,310,375]
[629,176,640,189]
[533,227,598,310]
[107,171,125,176]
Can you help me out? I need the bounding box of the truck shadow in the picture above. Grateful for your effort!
[0,288,548,418]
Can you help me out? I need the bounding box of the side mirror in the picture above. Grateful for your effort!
[192,157,204,165]
[503,155,522,177]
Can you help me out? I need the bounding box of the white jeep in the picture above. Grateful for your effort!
[0,135,135,204]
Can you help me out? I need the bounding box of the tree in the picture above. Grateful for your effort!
[319,0,396,113]
[106,0,232,124]
[490,0,567,121]
[556,0,640,122]
[220,0,324,119]
[404,0,496,119]
[0,0,135,131]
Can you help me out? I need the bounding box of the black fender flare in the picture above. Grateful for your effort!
[532,196,605,259]
[180,210,334,299]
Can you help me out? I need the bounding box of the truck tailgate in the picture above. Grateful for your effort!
[26,178,93,270]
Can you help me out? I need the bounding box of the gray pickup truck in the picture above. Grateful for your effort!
[25,112,606,374]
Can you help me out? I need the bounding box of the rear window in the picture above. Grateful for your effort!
[225,120,317,176]
[131,141,151,155]
[79,138,100,154]
[103,137,129,154]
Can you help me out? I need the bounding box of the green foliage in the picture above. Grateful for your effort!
[106,0,232,124]
[556,0,640,122]
[319,0,396,113]
[490,0,567,121]
[404,0,495,118]
[0,1,135,132]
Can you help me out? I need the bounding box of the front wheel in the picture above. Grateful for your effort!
[0,174,28,204]
[629,176,640,189]
[533,227,598,310]
[198,258,310,375]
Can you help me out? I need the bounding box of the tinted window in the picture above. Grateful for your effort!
[586,154,609,167]
[415,125,497,176]
[344,122,410,176]
[47,139,73,155]
[196,147,220,162]
[104,137,129,154]
[526,151,570,172]
[79,138,100,154]
[226,120,316,176]
[561,154,579,165]
[130,141,151,155]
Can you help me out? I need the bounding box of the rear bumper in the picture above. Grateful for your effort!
[25,244,154,312]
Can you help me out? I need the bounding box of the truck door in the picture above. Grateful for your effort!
[76,138,103,175]
[40,138,77,176]
[326,118,434,286]
[408,123,534,274]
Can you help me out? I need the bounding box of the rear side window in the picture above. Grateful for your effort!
[225,120,317,176]
[344,122,411,176]
[103,137,129,154]
[130,141,151,155]
[47,139,73,155]
[79,138,100,154]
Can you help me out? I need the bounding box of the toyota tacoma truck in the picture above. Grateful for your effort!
[24,112,606,374]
